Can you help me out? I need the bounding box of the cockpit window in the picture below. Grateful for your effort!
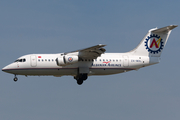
[14,58,26,62]
[14,60,19,62]
[22,59,26,62]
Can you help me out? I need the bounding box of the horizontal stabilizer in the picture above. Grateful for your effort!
[151,25,178,33]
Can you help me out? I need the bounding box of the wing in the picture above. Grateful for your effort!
[64,44,106,59]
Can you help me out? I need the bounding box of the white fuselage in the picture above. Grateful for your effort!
[2,53,159,77]
[2,25,177,85]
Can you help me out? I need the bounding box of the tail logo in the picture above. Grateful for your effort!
[145,34,164,54]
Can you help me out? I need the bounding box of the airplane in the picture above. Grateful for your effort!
[2,25,178,85]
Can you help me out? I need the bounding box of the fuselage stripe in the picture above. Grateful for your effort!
[2,67,136,71]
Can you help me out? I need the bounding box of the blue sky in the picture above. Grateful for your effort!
[0,0,180,120]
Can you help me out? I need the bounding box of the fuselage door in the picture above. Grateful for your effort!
[31,55,37,67]
[123,55,129,67]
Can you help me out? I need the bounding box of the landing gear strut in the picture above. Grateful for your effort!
[13,75,18,82]
[74,73,88,85]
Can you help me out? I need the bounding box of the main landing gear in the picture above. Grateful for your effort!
[13,75,18,82]
[74,73,88,85]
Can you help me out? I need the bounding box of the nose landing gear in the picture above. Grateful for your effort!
[13,75,18,82]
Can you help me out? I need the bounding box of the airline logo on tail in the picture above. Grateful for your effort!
[145,34,164,54]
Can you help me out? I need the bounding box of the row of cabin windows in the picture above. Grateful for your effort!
[79,59,94,62]
[37,59,121,62]
[98,59,121,62]
[38,59,55,62]
[80,59,121,62]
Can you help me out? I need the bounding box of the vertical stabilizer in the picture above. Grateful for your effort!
[129,25,177,57]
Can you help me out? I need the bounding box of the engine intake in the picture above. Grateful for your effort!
[56,55,79,66]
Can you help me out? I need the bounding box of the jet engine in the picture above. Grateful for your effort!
[56,55,79,66]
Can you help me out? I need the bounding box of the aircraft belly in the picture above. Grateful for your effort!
[89,68,131,75]
[6,68,77,76]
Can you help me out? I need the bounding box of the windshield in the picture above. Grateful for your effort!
[14,58,26,62]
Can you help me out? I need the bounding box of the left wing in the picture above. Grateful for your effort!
[65,44,106,59]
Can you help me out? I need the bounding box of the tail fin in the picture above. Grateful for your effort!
[129,25,178,57]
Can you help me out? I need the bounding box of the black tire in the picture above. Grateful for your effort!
[77,79,83,85]
[14,77,18,82]
[74,73,88,85]
[82,74,88,80]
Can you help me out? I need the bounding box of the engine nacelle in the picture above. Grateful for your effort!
[56,55,79,66]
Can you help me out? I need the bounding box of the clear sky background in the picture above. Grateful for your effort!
[0,0,180,120]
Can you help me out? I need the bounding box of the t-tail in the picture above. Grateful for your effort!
[129,25,178,57]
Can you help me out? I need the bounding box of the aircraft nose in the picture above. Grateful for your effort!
[2,63,18,74]
[2,63,16,72]
[2,65,9,72]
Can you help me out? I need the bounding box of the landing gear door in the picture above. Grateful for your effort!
[31,55,37,67]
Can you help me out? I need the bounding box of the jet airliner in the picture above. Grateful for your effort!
[2,25,177,85]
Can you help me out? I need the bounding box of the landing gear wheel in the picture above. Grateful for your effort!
[14,77,18,82]
[77,79,83,85]
[74,73,88,85]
